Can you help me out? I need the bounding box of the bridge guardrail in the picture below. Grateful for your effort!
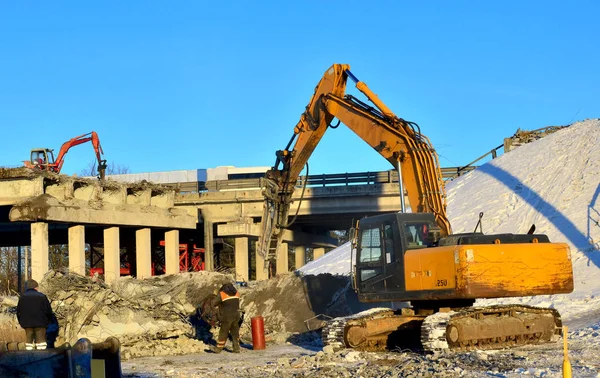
[178,165,480,193]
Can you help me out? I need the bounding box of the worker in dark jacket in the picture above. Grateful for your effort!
[211,282,241,353]
[16,279,53,350]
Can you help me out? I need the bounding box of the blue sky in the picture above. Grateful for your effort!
[1,1,598,176]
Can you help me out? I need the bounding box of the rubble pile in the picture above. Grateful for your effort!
[38,270,234,358]
[239,272,377,337]
[503,125,569,152]
[1,270,380,359]
[254,349,469,378]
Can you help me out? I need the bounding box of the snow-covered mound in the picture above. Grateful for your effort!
[297,242,352,276]
[447,119,600,320]
[297,119,600,324]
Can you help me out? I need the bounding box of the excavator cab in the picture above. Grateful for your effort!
[353,213,439,300]
[29,148,56,170]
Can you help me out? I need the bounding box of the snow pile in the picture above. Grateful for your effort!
[446,119,600,319]
[297,119,600,323]
[297,242,352,276]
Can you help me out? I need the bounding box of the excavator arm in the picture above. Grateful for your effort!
[257,64,451,262]
[54,132,107,179]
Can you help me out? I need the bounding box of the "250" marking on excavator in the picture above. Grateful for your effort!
[436,279,448,287]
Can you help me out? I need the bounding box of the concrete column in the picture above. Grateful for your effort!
[235,237,249,282]
[255,241,268,281]
[276,243,289,275]
[165,230,180,275]
[295,245,306,269]
[68,225,86,276]
[136,228,152,279]
[204,221,214,271]
[313,247,325,260]
[104,227,120,284]
[30,222,49,283]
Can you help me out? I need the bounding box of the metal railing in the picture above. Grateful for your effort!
[173,165,483,194]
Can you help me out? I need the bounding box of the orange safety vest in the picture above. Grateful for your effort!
[220,290,240,301]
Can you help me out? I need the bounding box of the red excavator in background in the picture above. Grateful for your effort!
[23,131,107,179]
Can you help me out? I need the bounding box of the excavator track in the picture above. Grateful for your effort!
[321,308,396,351]
[421,305,562,352]
[323,305,562,353]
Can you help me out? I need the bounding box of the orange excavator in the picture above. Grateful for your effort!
[23,132,107,180]
[257,64,574,352]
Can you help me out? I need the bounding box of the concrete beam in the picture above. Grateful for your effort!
[9,195,197,229]
[136,228,152,279]
[176,183,403,221]
[294,245,306,269]
[102,187,127,205]
[127,189,151,206]
[0,177,44,206]
[164,230,180,275]
[104,227,120,284]
[276,242,288,275]
[150,192,174,208]
[74,184,99,201]
[217,222,337,248]
[314,247,325,260]
[235,237,249,282]
[255,241,267,281]
[68,225,86,276]
[31,222,49,283]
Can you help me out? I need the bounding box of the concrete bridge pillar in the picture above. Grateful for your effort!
[68,225,86,276]
[276,243,288,275]
[294,245,306,269]
[204,221,214,271]
[165,230,180,275]
[104,227,120,284]
[254,241,268,281]
[31,222,49,283]
[136,228,152,279]
[235,237,249,282]
[313,247,325,260]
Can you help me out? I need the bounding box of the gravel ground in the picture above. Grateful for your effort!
[122,318,600,378]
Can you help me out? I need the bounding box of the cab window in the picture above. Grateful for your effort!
[383,224,395,263]
[359,228,382,262]
[404,223,432,250]
[359,227,382,281]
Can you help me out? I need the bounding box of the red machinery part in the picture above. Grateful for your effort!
[251,316,266,350]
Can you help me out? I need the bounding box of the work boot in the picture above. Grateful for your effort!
[210,345,223,354]
[35,342,47,350]
[25,343,35,351]
[232,339,240,353]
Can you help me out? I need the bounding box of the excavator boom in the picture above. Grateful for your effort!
[258,64,450,262]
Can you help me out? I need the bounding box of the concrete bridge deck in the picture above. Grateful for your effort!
[0,168,196,284]
[1,168,411,284]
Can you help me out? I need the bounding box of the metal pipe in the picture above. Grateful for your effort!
[397,162,406,213]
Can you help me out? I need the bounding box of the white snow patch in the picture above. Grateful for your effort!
[297,242,353,276]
